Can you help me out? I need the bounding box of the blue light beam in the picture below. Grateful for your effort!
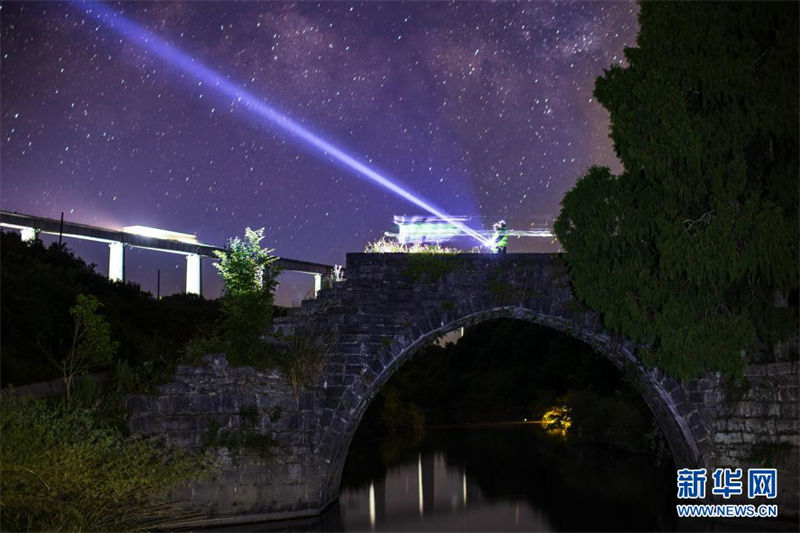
[78,2,490,247]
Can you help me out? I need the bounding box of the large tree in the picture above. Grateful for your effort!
[554,2,798,379]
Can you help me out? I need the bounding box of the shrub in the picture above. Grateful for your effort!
[276,326,331,395]
[365,237,477,254]
[44,294,117,403]
[211,227,279,363]
[0,395,204,531]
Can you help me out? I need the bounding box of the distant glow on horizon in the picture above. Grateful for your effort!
[78,2,491,247]
[122,225,198,243]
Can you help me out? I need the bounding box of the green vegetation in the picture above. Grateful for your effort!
[0,394,204,531]
[364,237,481,282]
[212,227,279,365]
[275,326,331,395]
[364,237,469,254]
[0,228,328,528]
[45,294,118,403]
[1,232,220,389]
[554,3,798,379]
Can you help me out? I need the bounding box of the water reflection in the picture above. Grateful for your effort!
[339,425,676,532]
[203,425,795,532]
[341,450,553,531]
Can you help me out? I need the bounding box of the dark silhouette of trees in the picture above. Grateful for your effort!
[555,2,798,379]
[1,232,219,387]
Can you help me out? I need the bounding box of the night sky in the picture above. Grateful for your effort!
[1,1,637,304]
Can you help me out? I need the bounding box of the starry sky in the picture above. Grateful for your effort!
[1,1,637,304]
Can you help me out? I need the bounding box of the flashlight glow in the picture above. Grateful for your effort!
[78,2,490,247]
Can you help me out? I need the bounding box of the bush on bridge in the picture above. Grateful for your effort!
[212,227,279,363]
[555,2,798,380]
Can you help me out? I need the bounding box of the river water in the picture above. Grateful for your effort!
[210,423,795,531]
[337,424,676,531]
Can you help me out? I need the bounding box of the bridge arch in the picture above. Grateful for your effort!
[123,253,797,523]
[318,303,708,505]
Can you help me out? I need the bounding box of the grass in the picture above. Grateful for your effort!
[276,326,331,395]
[365,237,479,254]
[0,394,205,531]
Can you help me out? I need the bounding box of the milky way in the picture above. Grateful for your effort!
[1,1,638,303]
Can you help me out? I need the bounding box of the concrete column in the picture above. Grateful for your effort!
[313,273,322,297]
[186,254,201,295]
[108,241,124,282]
[20,227,36,241]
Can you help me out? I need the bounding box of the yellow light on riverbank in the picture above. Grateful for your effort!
[540,406,572,436]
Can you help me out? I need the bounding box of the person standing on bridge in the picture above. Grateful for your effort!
[491,220,508,254]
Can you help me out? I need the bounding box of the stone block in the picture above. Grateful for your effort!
[714,432,742,444]
[162,416,197,433]
[157,396,189,416]
[690,424,708,442]
[218,394,240,413]
[689,392,705,404]
[780,403,798,419]
[735,402,764,418]
[744,418,771,434]
[344,363,364,377]
[776,420,799,434]
[125,394,155,413]
[743,365,767,377]
[331,417,346,433]
[232,484,259,506]
[129,414,159,435]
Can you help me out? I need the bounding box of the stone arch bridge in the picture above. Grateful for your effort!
[126,253,798,526]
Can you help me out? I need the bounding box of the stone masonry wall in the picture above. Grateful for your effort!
[125,355,330,524]
[688,359,799,509]
[125,253,799,525]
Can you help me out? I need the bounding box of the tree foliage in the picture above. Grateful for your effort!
[213,227,278,298]
[0,232,220,389]
[554,2,798,379]
[212,227,279,361]
[53,294,118,402]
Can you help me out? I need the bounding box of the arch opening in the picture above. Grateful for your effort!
[322,307,704,524]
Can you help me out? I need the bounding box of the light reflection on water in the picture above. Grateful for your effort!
[202,426,795,532]
[340,451,553,532]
